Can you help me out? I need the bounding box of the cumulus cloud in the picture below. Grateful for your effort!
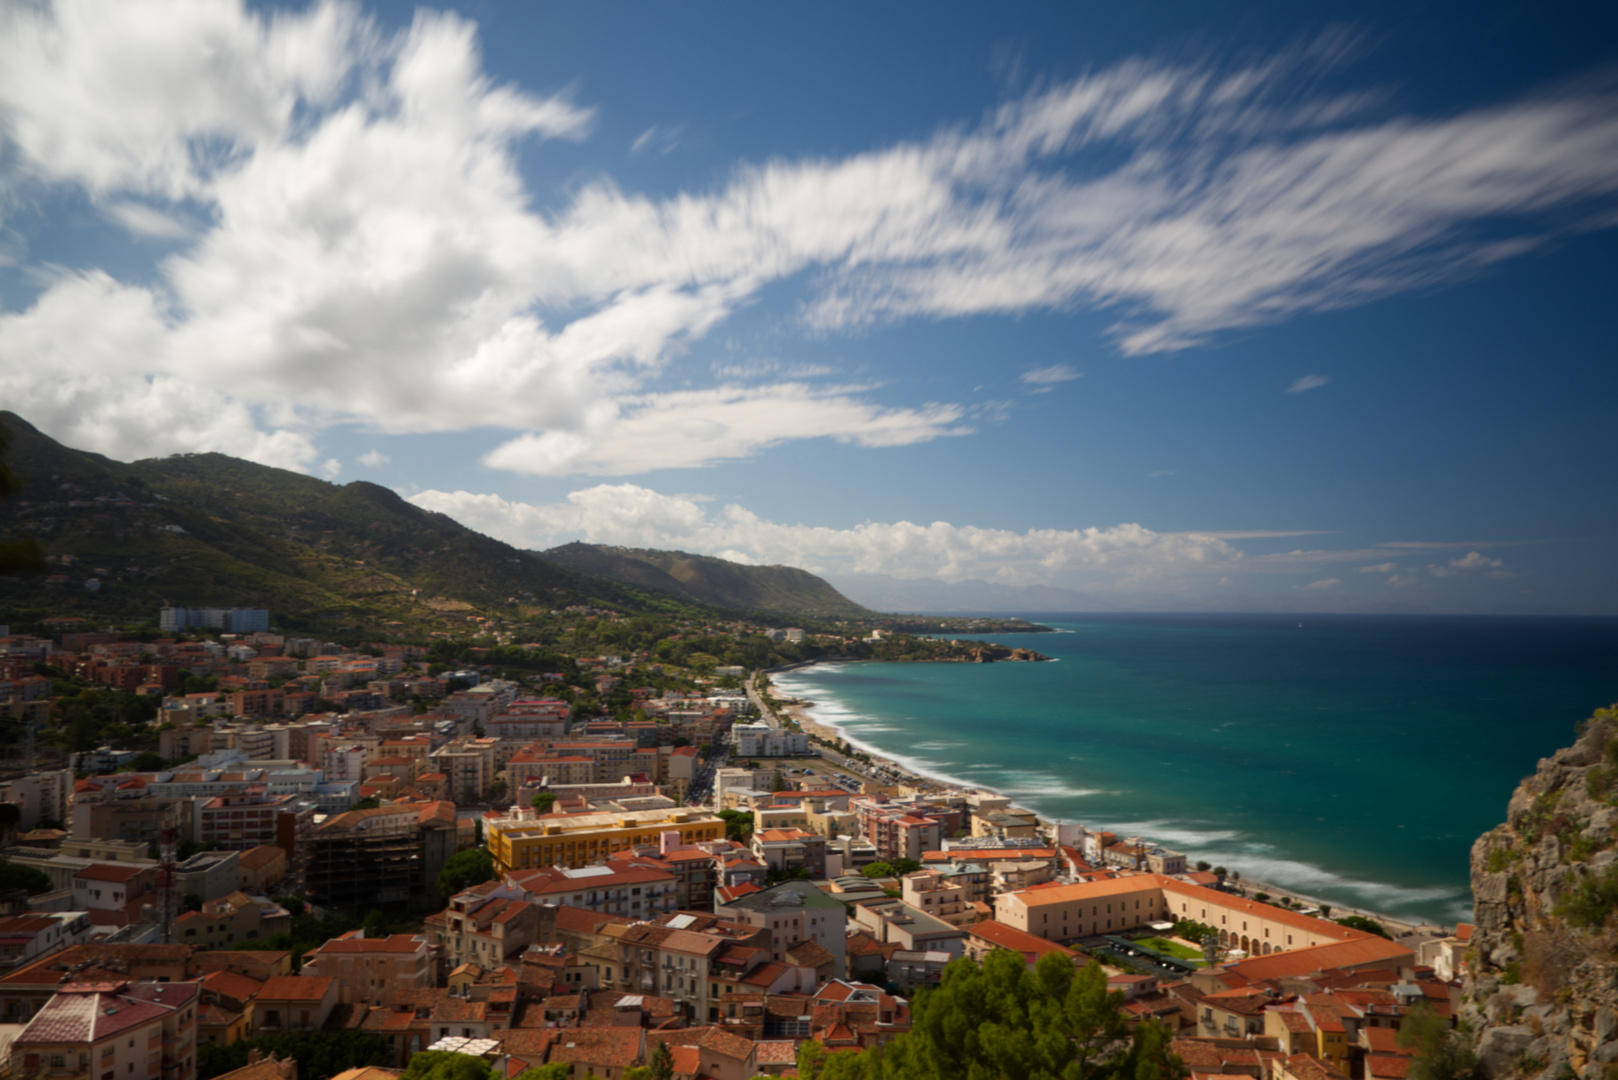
[1287,374,1332,394]
[1296,578,1342,591]
[1430,550,1512,578]
[358,449,390,467]
[1358,561,1399,573]
[407,483,1248,586]
[2,5,1617,471]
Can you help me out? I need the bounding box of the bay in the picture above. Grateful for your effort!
[770,613,1618,925]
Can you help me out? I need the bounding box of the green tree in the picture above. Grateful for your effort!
[647,1041,675,1080]
[1397,1002,1476,1080]
[349,796,381,811]
[1334,914,1391,939]
[402,1051,495,1080]
[863,950,1186,1080]
[198,1031,391,1080]
[511,1067,572,1080]
[890,858,922,876]
[0,859,52,895]
[437,847,495,897]
[797,1040,830,1080]
[862,862,894,879]
[531,791,558,812]
[130,751,166,772]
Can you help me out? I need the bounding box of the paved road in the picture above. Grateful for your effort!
[746,674,779,729]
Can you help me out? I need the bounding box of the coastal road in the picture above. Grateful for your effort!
[746,673,779,728]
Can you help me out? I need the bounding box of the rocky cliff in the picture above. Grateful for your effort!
[1465,705,1618,1080]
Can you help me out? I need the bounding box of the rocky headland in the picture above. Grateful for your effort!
[1465,706,1618,1079]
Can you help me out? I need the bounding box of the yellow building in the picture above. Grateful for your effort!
[485,806,726,873]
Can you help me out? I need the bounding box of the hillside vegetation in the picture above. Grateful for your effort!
[0,412,707,629]
[541,541,870,618]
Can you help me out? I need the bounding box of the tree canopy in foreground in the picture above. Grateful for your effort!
[799,950,1186,1080]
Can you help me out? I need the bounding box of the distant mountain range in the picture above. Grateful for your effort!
[0,413,872,627]
[540,542,870,618]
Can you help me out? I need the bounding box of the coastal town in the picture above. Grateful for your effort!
[0,606,1477,1080]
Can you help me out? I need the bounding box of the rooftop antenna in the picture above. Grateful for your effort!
[156,804,182,943]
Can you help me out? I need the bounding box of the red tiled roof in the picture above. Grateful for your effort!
[199,970,264,1000]
[259,975,335,1001]
[1220,937,1416,983]
[1368,1056,1413,1079]
[545,1027,643,1068]
[669,1046,699,1075]
[969,919,1079,961]
[310,933,425,955]
[698,1027,755,1061]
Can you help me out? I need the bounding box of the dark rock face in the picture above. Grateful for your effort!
[1464,707,1618,1079]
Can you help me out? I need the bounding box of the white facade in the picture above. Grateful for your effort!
[731,723,810,757]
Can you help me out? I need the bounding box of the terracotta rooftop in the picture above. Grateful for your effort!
[259,975,335,1001]
[310,933,426,955]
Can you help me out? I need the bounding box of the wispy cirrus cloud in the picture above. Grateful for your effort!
[1287,374,1332,394]
[1020,363,1083,385]
[482,382,976,476]
[1,4,1616,474]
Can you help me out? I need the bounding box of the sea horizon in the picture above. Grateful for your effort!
[771,611,1618,926]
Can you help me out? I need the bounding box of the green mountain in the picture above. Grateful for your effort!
[0,412,705,628]
[539,542,870,618]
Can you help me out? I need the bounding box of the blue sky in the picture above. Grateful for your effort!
[1,0,1616,613]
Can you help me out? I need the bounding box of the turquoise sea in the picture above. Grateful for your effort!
[771,614,1618,925]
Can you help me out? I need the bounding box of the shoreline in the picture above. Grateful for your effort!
[763,660,1465,938]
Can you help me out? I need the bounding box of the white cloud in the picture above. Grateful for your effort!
[1429,550,1512,578]
[317,457,341,480]
[1287,374,1331,394]
[1020,364,1083,385]
[630,124,683,155]
[1358,562,1399,573]
[407,483,1247,586]
[1296,578,1342,591]
[358,449,390,467]
[1148,469,1176,478]
[482,383,973,475]
[104,201,192,239]
[2,8,1617,472]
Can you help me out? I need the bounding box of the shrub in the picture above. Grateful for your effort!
[1555,864,1618,930]
[1335,915,1391,939]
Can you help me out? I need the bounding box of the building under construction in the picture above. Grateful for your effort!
[302,801,461,912]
